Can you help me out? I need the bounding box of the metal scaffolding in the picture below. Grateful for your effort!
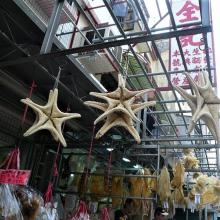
[1,0,217,175]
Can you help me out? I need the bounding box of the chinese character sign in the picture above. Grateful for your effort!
[170,0,214,87]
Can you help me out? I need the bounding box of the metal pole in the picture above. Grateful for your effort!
[156,126,160,203]
[40,0,64,54]
[142,93,148,139]
[127,67,215,78]
[204,205,208,220]
[136,110,141,136]
[186,174,189,220]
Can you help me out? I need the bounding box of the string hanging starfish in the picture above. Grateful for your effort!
[174,71,220,143]
[21,88,81,147]
[84,74,156,143]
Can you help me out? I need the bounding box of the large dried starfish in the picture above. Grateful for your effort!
[84,74,156,143]
[174,71,220,143]
[21,88,81,147]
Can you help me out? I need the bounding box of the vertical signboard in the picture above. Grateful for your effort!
[170,0,215,87]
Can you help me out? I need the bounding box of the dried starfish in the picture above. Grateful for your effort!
[21,88,81,147]
[174,71,220,143]
[84,74,156,143]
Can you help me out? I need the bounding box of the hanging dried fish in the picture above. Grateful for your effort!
[111,177,123,208]
[170,161,185,206]
[183,155,199,169]
[90,174,106,201]
[158,166,171,203]
[150,171,157,192]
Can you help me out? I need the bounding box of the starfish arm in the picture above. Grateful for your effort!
[52,104,81,118]
[41,120,66,145]
[89,92,110,102]
[208,104,220,127]
[53,113,81,122]
[50,129,59,141]
[125,98,156,123]
[23,115,48,137]
[122,116,141,143]
[21,98,47,111]
[50,89,63,117]
[44,89,56,115]
[201,115,218,141]
[135,88,155,98]
[84,101,108,112]
[21,99,49,136]
[123,102,141,122]
[117,87,154,101]
[124,124,141,143]
[49,89,81,120]
[118,74,126,88]
[174,86,196,111]
[52,118,68,147]
[95,114,119,138]
[96,114,141,143]
[24,118,60,142]
[103,88,121,99]
[21,90,55,116]
[53,112,81,147]
[188,104,218,141]
[185,73,205,123]
[94,106,134,125]
[201,105,220,142]
[187,121,196,135]
[132,101,156,113]
[197,71,220,104]
[119,88,142,99]
[199,71,211,90]
[174,85,198,133]
[185,73,200,97]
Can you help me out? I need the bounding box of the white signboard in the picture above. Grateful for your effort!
[170,0,215,87]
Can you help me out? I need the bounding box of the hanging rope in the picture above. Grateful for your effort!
[14,80,37,149]
[21,81,37,125]
[124,51,129,81]
[44,65,68,202]
[82,125,96,197]
[44,182,53,204]
[106,147,112,193]
[53,67,62,90]
[52,106,69,181]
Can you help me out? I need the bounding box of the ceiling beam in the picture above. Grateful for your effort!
[0,25,211,68]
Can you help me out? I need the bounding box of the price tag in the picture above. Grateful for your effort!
[0,169,31,185]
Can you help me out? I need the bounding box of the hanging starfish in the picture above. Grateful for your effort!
[21,88,81,147]
[84,74,156,143]
[174,71,220,143]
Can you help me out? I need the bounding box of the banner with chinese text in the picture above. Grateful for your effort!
[170,0,215,87]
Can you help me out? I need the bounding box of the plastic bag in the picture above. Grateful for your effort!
[35,206,49,220]
[15,186,42,220]
[101,208,110,220]
[71,201,90,220]
[0,184,23,219]
[46,202,59,220]
[36,205,58,220]
[37,202,59,220]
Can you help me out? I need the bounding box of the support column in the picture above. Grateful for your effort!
[40,0,65,54]
[201,0,210,26]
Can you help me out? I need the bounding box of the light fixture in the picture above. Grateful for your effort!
[122,157,131,162]
[133,164,142,169]
[111,134,122,140]
[70,174,74,177]
[107,148,114,152]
